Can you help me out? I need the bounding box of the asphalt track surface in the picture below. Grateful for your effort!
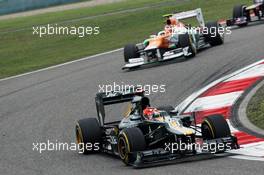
[1,22,264,175]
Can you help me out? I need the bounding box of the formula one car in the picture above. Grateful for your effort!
[122,8,224,70]
[227,0,264,27]
[75,88,239,168]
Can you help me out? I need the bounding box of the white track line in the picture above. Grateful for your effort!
[0,48,123,82]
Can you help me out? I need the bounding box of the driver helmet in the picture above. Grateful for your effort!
[168,18,178,25]
[165,18,180,34]
[143,107,161,120]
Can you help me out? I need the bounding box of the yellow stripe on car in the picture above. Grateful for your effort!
[170,121,194,135]
[122,132,131,153]
[76,122,84,144]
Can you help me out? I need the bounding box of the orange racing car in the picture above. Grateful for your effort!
[123,8,224,70]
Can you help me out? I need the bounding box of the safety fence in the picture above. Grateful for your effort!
[0,0,85,15]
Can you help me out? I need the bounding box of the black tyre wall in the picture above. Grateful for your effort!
[124,44,140,63]
[76,118,102,154]
[205,21,224,46]
[201,115,231,139]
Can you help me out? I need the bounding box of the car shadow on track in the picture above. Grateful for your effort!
[88,152,232,170]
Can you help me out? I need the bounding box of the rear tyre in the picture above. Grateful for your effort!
[75,118,102,154]
[233,5,249,27]
[118,127,146,165]
[178,33,197,58]
[205,21,224,46]
[124,44,140,63]
[201,115,231,140]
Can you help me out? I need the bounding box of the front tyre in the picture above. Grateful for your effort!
[118,127,146,165]
[124,44,140,63]
[201,115,231,139]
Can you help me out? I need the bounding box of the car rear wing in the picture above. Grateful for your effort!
[171,8,205,27]
[95,87,144,126]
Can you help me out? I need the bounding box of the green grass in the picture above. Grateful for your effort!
[0,0,252,78]
[247,85,264,130]
[0,0,171,32]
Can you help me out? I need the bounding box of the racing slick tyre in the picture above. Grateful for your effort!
[178,33,197,58]
[205,21,224,46]
[157,105,174,113]
[124,44,140,63]
[201,115,231,140]
[233,5,249,27]
[75,118,102,154]
[118,127,146,165]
